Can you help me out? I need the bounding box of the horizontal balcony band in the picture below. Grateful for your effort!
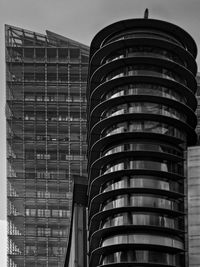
[89,57,196,93]
[89,113,196,147]
[88,169,185,197]
[96,263,177,267]
[89,150,183,178]
[90,19,197,58]
[89,95,197,130]
[88,76,197,111]
[88,169,185,202]
[90,37,197,75]
[89,243,184,267]
[89,206,184,236]
[88,133,184,167]
[88,188,184,220]
[89,18,197,58]
[89,225,184,252]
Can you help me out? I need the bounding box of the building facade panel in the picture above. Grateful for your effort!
[187,146,200,267]
[195,75,200,143]
[6,25,89,267]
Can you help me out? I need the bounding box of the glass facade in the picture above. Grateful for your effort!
[102,194,181,211]
[187,146,200,267]
[102,102,187,121]
[104,64,186,85]
[102,233,184,249]
[102,249,180,265]
[102,29,186,47]
[87,18,197,267]
[102,175,181,193]
[103,46,185,65]
[102,142,182,156]
[6,25,89,267]
[102,212,181,230]
[103,83,187,103]
[102,120,187,140]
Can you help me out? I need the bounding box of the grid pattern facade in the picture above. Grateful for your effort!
[195,75,200,143]
[187,146,200,267]
[6,25,89,267]
[87,19,197,267]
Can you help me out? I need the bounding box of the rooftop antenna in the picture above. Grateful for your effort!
[144,8,149,19]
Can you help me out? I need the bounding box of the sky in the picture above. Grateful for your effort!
[1,0,200,265]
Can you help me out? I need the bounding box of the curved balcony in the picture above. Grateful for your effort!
[88,169,185,201]
[90,224,184,254]
[89,57,197,93]
[90,37,197,75]
[89,234,184,267]
[89,149,183,179]
[89,96,196,130]
[89,76,197,112]
[89,205,185,238]
[89,188,184,220]
[99,248,181,267]
[89,114,195,148]
[89,18,197,59]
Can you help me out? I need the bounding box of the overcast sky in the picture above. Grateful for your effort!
[0,0,200,264]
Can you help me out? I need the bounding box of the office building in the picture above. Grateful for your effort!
[86,17,197,267]
[6,25,89,267]
[187,146,200,267]
[195,75,200,142]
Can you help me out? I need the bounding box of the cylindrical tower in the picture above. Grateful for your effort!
[87,18,197,267]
